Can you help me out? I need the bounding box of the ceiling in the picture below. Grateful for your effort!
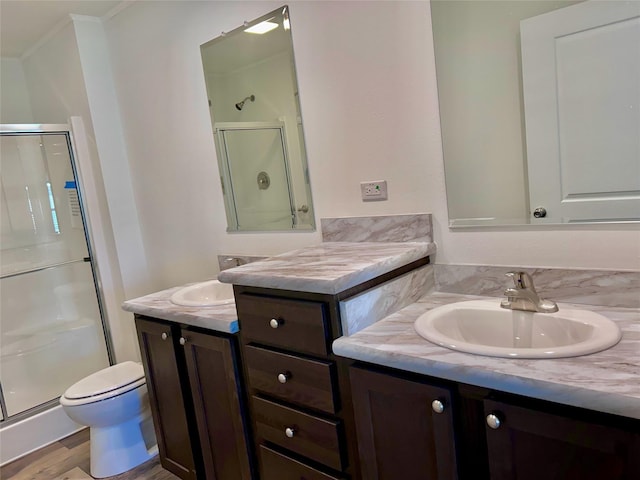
[0,0,123,57]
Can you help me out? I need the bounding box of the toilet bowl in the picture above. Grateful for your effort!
[60,361,158,478]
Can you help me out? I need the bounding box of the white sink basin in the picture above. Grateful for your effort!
[170,280,234,307]
[414,300,621,359]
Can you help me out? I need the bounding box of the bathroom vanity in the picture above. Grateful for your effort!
[123,240,435,480]
[124,237,640,480]
[123,288,252,480]
[218,241,434,480]
[334,292,640,479]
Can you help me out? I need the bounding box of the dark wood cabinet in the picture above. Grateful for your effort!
[135,316,252,480]
[136,317,197,479]
[350,365,458,480]
[235,288,361,480]
[349,362,640,480]
[259,445,346,480]
[484,399,640,480]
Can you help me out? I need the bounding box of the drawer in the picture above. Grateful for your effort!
[236,294,329,356]
[259,445,345,480]
[253,396,345,471]
[245,346,337,413]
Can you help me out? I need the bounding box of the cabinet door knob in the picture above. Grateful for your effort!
[161,332,168,340]
[431,399,445,414]
[285,427,295,438]
[486,413,502,429]
[179,337,187,346]
[277,372,291,384]
[269,318,281,329]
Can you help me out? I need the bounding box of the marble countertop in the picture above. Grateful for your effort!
[217,241,435,294]
[333,292,640,420]
[122,284,239,334]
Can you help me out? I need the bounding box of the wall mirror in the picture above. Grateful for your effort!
[431,0,639,227]
[201,6,315,232]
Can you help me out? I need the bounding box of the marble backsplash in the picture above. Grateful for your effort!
[339,264,435,336]
[321,213,432,243]
[435,264,640,309]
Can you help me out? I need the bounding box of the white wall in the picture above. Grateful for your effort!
[20,22,141,362]
[102,0,638,286]
[0,58,33,123]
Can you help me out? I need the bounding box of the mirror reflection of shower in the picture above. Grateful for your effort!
[201,6,315,232]
[235,94,255,111]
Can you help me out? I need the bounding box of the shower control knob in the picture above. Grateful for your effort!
[161,332,168,341]
[277,372,291,384]
[270,318,281,329]
[179,337,187,346]
[533,207,547,218]
[285,427,296,438]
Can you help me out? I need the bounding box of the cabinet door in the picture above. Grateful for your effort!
[259,445,346,480]
[135,318,197,480]
[350,366,458,480]
[181,329,252,480]
[484,399,640,480]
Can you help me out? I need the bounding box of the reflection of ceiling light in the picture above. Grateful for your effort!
[245,20,278,34]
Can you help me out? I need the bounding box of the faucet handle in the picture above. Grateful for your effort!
[505,271,536,291]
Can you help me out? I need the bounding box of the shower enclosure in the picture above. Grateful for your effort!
[0,125,112,431]
[215,121,298,231]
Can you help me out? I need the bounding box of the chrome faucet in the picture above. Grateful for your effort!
[224,256,247,267]
[500,271,558,313]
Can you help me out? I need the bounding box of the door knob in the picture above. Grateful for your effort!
[161,332,168,340]
[533,207,547,218]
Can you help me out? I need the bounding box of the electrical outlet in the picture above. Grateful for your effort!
[360,180,388,201]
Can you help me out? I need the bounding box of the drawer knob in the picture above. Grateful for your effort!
[277,372,291,384]
[486,413,502,430]
[285,427,295,438]
[269,318,281,329]
[179,337,187,346]
[161,332,168,340]
[431,399,445,414]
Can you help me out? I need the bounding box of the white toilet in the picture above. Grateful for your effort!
[60,361,158,478]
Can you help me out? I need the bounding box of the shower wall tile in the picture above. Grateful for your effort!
[435,264,640,309]
[339,264,435,336]
[321,214,432,243]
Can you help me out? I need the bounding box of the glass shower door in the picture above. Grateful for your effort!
[217,123,295,231]
[0,130,110,418]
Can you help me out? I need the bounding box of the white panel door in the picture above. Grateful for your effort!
[521,0,640,223]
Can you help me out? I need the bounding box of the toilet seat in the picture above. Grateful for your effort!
[61,361,145,406]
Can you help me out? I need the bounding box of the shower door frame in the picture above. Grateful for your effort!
[0,124,115,424]
[214,121,297,231]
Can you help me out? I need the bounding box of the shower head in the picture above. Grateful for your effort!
[235,94,255,111]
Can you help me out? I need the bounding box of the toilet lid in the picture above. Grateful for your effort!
[64,361,145,400]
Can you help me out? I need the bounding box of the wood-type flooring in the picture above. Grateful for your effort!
[0,429,177,480]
